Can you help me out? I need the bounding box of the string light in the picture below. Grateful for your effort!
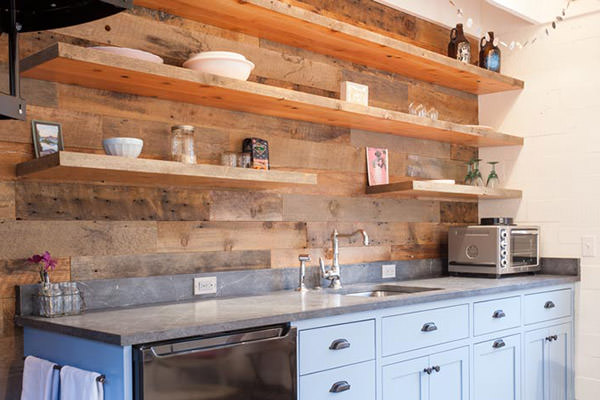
[448,0,575,52]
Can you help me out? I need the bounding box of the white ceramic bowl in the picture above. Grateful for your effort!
[183,51,255,80]
[102,138,144,158]
[91,46,164,64]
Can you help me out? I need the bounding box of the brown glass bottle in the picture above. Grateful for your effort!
[479,32,501,72]
[448,23,471,64]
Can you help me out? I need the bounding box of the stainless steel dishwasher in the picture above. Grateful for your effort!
[133,324,297,400]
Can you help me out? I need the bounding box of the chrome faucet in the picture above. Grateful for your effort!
[296,254,310,292]
[319,229,369,289]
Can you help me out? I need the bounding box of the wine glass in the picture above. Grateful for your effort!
[464,161,473,185]
[487,161,500,188]
[472,158,484,187]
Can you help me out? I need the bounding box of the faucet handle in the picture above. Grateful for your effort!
[319,257,327,277]
[299,254,311,262]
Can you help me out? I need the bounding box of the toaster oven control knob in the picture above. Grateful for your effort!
[500,230,508,239]
[500,240,508,248]
[501,259,508,268]
[500,249,508,258]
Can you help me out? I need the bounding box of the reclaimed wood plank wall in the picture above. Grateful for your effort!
[0,1,478,397]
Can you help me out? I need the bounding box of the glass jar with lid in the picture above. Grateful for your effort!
[171,125,197,164]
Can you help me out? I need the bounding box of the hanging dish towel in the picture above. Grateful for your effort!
[59,365,104,400]
[20,355,59,400]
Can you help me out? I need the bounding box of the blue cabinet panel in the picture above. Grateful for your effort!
[24,328,132,400]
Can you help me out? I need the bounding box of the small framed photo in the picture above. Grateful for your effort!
[366,147,389,186]
[31,120,64,158]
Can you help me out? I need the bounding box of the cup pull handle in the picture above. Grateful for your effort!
[544,301,556,309]
[330,381,351,393]
[421,322,438,332]
[492,310,506,319]
[493,339,506,349]
[329,338,351,351]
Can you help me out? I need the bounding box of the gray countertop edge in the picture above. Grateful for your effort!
[15,275,579,346]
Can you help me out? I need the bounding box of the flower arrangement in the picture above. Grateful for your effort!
[27,251,57,285]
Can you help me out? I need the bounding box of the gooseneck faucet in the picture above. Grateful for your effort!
[319,229,369,289]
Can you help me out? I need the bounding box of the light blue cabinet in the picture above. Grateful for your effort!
[524,323,572,400]
[21,283,574,400]
[473,334,521,400]
[382,347,469,400]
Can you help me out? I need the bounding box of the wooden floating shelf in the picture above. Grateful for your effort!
[135,0,524,95]
[16,152,317,189]
[366,181,522,200]
[21,44,523,147]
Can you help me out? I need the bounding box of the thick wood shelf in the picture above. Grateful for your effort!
[16,152,317,188]
[135,0,524,95]
[21,44,523,147]
[366,181,522,200]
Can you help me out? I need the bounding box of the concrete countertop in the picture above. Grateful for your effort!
[16,275,578,346]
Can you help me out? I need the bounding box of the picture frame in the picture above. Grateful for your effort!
[366,147,389,186]
[31,120,64,158]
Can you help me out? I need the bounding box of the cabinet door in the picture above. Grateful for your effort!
[524,327,548,400]
[473,334,521,400]
[429,347,469,400]
[382,356,429,400]
[525,323,573,400]
[547,323,572,400]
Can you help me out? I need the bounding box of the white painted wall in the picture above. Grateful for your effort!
[478,11,600,400]
[380,2,600,398]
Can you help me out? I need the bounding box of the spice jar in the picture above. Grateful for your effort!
[237,152,251,168]
[220,152,237,167]
[171,125,196,164]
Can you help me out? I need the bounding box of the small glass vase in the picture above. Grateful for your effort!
[36,283,63,318]
[487,161,500,188]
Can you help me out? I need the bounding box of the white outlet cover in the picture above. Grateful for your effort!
[382,264,396,279]
[194,276,217,295]
[582,236,596,258]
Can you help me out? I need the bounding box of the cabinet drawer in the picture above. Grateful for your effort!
[474,296,521,336]
[299,360,375,400]
[524,289,572,325]
[382,304,469,356]
[299,320,375,375]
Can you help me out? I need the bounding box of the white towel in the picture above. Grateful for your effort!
[59,366,104,400]
[20,355,59,400]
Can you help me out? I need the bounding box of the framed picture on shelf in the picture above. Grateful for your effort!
[31,120,64,158]
[366,147,389,186]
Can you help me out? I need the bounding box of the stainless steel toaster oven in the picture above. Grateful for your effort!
[448,225,540,277]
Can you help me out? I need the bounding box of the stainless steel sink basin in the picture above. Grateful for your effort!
[343,285,441,298]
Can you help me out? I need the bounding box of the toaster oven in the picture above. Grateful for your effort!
[448,225,540,277]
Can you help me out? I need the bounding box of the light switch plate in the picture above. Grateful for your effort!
[582,236,596,257]
[194,277,217,295]
[382,264,396,279]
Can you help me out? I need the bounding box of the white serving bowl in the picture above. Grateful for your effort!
[91,46,164,64]
[102,138,144,158]
[183,51,255,80]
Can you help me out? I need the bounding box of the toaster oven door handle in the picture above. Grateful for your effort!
[511,230,539,235]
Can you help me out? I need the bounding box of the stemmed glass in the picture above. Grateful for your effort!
[472,158,484,187]
[487,161,500,188]
[464,161,473,185]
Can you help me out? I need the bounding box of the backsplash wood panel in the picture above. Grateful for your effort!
[0,1,478,397]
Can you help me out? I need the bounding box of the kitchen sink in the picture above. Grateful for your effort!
[343,285,442,298]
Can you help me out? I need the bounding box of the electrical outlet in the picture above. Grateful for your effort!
[194,277,217,295]
[582,236,596,257]
[382,264,396,279]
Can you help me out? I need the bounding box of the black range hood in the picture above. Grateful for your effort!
[0,0,132,120]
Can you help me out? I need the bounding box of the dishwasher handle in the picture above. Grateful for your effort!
[147,325,294,358]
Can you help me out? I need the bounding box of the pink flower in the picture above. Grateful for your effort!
[27,251,57,271]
